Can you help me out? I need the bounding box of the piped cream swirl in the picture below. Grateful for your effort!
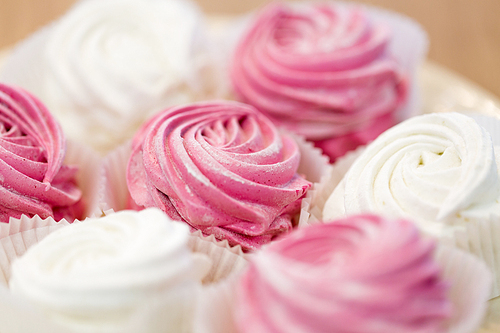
[231,2,408,161]
[236,215,451,333]
[11,0,221,153]
[127,101,311,251]
[10,208,209,332]
[324,112,500,234]
[0,83,82,222]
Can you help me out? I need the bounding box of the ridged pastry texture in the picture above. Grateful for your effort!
[127,101,311,251]
[0,83,82,222]
[236,215,451,333]
[231,3,408,162]
[323,112,500,236]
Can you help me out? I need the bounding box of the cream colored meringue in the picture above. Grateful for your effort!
[324,112,500,236]
[1,0,222,153]
[9,208,210,332]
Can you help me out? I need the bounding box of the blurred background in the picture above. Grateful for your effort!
[0,0,499,97]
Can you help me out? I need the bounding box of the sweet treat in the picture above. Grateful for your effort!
[9,208,210,332]
[235,215,452,333]
[323,112,500,235]
[127,101,311,251]
[323,112,500,295]
[0,82,82,222]
[0,0,223,153]
[231,2,426,162]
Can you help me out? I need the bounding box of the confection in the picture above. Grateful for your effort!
[235,214,452,333]
[0,83,82,222]
[9,208,210,332]
[231,2,415,162]
[323,112,500,236]
[0,0,223,153]
[323,112,500,296]
[127,101,311,251]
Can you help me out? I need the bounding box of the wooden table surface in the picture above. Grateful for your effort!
[0,0,499,99]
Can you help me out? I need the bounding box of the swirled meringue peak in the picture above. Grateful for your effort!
[10,208,210,332]
[236,214,451,333]
[0,83,82,222]
[2,0,222,153]
[127,101,311,251]
[231,2,409,162]
[324,112,500,236]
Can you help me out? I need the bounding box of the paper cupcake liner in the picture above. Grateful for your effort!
[98,140,132,213]
[0,140,101,239]
[188,230,248,285]
[299,145,364,227]
[193,274,240,333]
[65,140,103,219]
[435,245,492,333]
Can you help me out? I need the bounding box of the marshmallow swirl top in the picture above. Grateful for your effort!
[38,0,219,152]
[324,112,500,234]
[231,3,408,160]
[127,101,311,251]
[0,83,81,222]
[10,208,208,332]
[236,215,451,333]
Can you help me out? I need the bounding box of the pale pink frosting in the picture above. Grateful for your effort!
[0,83,82,222]
[231,3,408,162]
[236,215,451,333]
[126,101,311,251]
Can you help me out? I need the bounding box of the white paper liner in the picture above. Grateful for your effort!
[98,141,132,213]
[193,274,240,333]
[188,230,247,284]
[64,140,103,219]
[436,245,492,333]
[298,145,363,227]
[0,140,101,239]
